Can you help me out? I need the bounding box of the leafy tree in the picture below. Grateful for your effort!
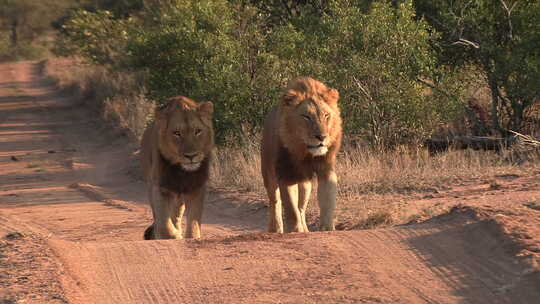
[414,0,540,134]
[0,0,71,57]
[0,0,72,59]
[80,0,144,17]
[127,0,288,140]
[58,0,463,146]
[268,1,460,146]
[55,9,135,65]
[237,0,334,25]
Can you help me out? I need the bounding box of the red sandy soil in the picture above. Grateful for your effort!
[0,61,539,304]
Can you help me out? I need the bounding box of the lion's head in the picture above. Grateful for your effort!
[156,96,214,172]
[278,77,342,158]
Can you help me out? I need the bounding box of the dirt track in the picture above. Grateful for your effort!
[1,62,539,303]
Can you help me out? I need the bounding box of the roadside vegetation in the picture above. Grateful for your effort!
[10,0,539,228]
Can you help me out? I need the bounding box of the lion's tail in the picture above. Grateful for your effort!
[143,224,154,240]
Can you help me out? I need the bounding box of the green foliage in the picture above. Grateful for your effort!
[127,0,290,140]
[0,0,71,60]
[58,0,464,147]
[79,0,144,18]
[0,42,47,61]
[414,0,540,134]
[344,1,445,145]
[54,10,134,66]
[266,1,460,146]
[238,0,338,24]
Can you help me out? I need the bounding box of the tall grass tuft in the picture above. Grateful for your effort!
[210,141,536,200]
[211,134,264,193]
[43,57,539,230]
[43,58,152,140]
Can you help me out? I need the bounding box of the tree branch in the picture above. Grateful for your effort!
[499,0,517,39]
[280,0,294,17]
[452,38,480,49]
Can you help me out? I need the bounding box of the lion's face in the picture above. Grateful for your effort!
[292,97,337,156]
[157,97,214,171]
[280,79,341,157]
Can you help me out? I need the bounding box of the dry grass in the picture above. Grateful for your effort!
[211,140,537,197]
[43,58,153,141]
[210,139,538,230]
[336,147,536,228]
[42,58,539,231]
[210,136,264,193]
[337,146,531,197]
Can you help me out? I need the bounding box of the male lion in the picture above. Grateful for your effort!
[140,96,214,239]
[261,77,342,233]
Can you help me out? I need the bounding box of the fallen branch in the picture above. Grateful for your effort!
[425,131,540,154]
[425,135,508,153]
[508,130,540,147]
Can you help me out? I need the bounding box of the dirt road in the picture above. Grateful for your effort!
[1,62,539,303]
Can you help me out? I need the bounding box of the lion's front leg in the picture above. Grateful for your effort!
[317,171,337,231]
[172,199,186,237]
[279,182,304,233]
[184,187,205,239]
[265,182,284,233]
[151,186,182,239]
[298,180,312,232]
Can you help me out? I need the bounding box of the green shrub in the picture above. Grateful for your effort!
[58,0,465,147]
[0,37,47,61]
[414,0,540,135]
[127,0,291,140]
[55,9,134,66]
[267,1,462,146]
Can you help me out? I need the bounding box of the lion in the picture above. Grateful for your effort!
[140,96,214,240]
[261,77,342,233]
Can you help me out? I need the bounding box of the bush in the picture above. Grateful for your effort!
[58,0,465,147]
[414,0,540,135]
[54,9,134,66]
[0,38,47,61]
[127,0,291,140]
[266,1,462,146]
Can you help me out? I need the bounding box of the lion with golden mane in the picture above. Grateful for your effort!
[140,96,214,239]
[261,77,342,233]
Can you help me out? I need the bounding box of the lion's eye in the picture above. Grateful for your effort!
[302,115,311,121]
[324,113,330,120]
[173,131,182,137]
[195,128,202,136]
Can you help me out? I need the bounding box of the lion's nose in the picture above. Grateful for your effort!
[315,134,326,142]
[184,152,198,161]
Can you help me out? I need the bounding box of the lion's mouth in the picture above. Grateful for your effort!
[307,144,328,156]
[307,143,325,149]
[181,162,201,172]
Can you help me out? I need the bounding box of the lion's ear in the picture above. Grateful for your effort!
[323,88,339,107]
[198,101,214,118]
[282,90,301,106]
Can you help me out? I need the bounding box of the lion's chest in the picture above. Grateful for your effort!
[159,156,210,194]
[275,146,329,184]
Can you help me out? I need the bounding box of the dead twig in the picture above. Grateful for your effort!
[508,130,540,147]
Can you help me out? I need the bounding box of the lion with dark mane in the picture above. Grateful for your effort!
[261,77,342,233]
[140,96,214,239]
